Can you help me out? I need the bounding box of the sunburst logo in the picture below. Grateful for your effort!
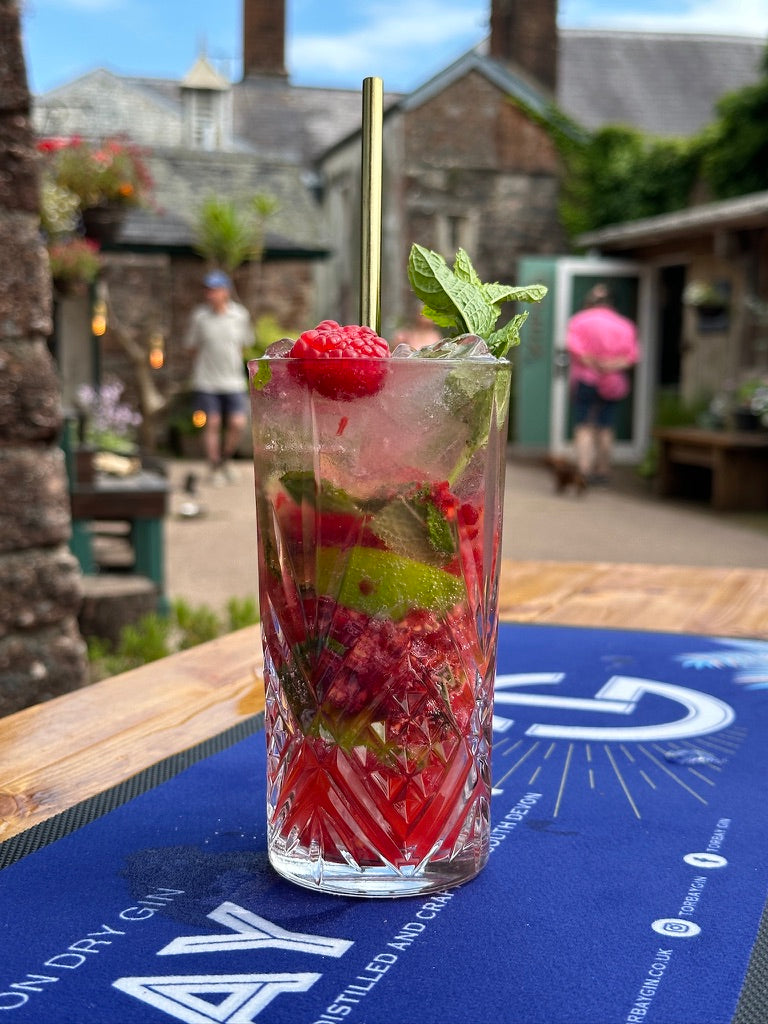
[490,663,747,820]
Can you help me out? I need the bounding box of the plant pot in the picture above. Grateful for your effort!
[81,204,126,244]
[695,305,729,333]
[53,277,90,299]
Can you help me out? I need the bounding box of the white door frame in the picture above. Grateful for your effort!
[551,256,655,464]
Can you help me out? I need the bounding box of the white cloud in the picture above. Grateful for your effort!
[560,0,768,37]
[288,0,486,84]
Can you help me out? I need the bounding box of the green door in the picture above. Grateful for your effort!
[516,256,651,462]
[515,257,558,447]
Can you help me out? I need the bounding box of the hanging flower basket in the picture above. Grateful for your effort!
[38,136,153,211]
[47,237,101,296]
[683,279,731,333]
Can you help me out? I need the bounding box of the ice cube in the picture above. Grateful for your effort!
[391,343,418,358]
[264,338,294,357]
[414,334,494,360]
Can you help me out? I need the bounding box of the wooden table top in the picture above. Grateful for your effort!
[2,558,768,845]
[654,425,768,449]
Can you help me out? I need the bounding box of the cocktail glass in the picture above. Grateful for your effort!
[249,352,511,896]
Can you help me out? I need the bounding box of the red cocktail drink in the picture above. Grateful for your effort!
[249,345,511,896]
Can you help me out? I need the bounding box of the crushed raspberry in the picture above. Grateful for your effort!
[428,480,460,519]
[288,320,391,400]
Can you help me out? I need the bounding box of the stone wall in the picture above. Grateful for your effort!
[0,1,88,715]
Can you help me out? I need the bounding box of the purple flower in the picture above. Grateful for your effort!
[76,376,142,448]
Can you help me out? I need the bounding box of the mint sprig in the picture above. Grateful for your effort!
[407,244,547,358]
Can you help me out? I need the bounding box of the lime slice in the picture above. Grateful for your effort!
[315,546,464,620]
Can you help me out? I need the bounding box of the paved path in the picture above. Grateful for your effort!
[163,457,768,615]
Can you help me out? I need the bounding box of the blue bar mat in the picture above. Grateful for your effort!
[1,624,767,1024]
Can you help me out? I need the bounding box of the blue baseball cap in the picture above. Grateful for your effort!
[204,270,231,289]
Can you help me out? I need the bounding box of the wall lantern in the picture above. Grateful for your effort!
[148,330,165,369]
[91,298,107,337]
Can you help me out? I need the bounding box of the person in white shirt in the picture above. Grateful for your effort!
[184,270,252,484]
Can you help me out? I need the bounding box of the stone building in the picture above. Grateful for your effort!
[0,1,87,715]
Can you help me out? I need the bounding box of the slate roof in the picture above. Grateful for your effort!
[144,148,329,250]
[576,190,768,251]
[233,77,371,164]
[116,205,328,257]
[106,149,333,255]
[558,30,766,137]
[397,48,551,119]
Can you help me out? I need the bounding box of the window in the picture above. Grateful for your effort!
[182,88,232,151]
[192,92,216,150]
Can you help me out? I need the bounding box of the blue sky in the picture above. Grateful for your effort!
[21,0,768,96]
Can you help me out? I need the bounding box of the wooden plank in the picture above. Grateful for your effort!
[0,626,263,843]
[655,426,768,450]
[499,561,768,638]
[70,487,167,519]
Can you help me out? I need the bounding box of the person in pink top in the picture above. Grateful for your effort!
[566,283,640,485]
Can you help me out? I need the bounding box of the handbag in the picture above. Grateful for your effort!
[597,371,629,401]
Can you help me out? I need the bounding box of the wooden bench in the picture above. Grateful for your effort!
[654,426,768,511]
[69,470,170,611]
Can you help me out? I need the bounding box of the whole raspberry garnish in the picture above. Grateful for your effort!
[288,320,391,400]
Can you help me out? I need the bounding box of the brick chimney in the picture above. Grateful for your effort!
[242,0,287,78]
[489,0,558,93]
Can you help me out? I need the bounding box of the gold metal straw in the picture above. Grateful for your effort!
[360,76,383,333]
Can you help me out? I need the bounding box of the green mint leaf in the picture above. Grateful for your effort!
[407,243,547,347]
[483,282,548,306]
[487,311,530,358]
[424,500,455,555]
[408,244,462,316]
[421,304,458,330]
[275,658,316,732]
[446,365,495,445]
[453,247,483,288]
[308,705,398,761]
[280,649,398,759]
[408,244,496,337]
[370,489,456,565]
[250,361,272,390]
[280,471,361,513]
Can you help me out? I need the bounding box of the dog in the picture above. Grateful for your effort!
[543,455,588,496]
